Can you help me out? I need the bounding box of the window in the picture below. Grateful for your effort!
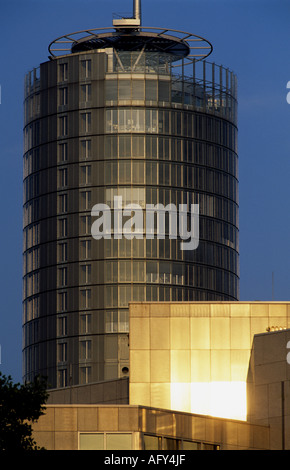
[106,434,132,450]
[106,285,118,308]
[58,142,68,162]
[58,217,67,237]
[81,112,91,133]
[81,59,91,79]
[158,79,170,102]
[119,80,131,100]
[80,191,91,210]
[58,368,67,388]
[172,263,184,285]
[132,80,144,100]
[146,262,158,283]
[80,139,91,159]
[59,116,68,136]
[145,136,158,158]
[81,84,91,102]
[159,262,171,283]
[58,242,67,262]
[58,266,67,286]
[142,435,217,450]
[119,161,131,184]
[146,161,158,185]
[58,342,67,362]
[145,80,157,101]
[59,87,68,105]
[144,435,161,450]
[105,261,118,283]
[80,165,91,185]
[80,313,91,334]
[105,311,118,333]
[106,79,118,101]
[105,135,117,158]
[58,193,68,212]
[132,135,144,157]
[183,440,200,450]
[133,261,145,282]
[80,239,91,259]
[203,443,220,450]
[146,109,157,133]
[119,260,131,282]
[80,366,91,384]
[80,340,91,360]
[132,161,145,184]
[80,264,91,284]
[58,316,67,336]
[106,108,146,133]
[58,292,67,312]
[119,310,129,332]
[119,285,131,307]
[80,215,91,235]
[164,437,181,450]
[80,288,91,309]
[59,63,68,82]
[79,434,104,450]
[119,135,131,158]
[105,161,118,184]
[79,433,132,451]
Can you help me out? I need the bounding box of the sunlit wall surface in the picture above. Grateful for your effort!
[31,404,270,450]
[23,45,238,388]
[129,302,290,421]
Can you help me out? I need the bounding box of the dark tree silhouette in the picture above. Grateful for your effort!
[0,373,48,451]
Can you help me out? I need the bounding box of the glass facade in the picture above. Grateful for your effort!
[23,43,239,387]
[78,432,219,450]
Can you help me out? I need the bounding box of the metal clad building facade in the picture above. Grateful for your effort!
[23,13,239,388]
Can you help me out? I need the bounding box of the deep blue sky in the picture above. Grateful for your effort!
[0,0,289,383]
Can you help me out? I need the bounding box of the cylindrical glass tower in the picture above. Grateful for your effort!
[23,11,239,388]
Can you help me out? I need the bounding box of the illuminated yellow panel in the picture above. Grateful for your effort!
[205,382,247,421]
[170,382,247,421]
[129,383,151,406]
[130,317,149,349]
[190,317,210,349]
[170,383,191,413]
[171,350,190,383]
[231,317,251,349]
[191,350,211,382]
[150,383,171,410]
[150,318,170,350]
[129,302,290,423]
[150,350,170,383]
[230,350,250,381]
[210,350,231,381]
[130,350,150,382]
[170,318,190,349]
[211,317,230,349]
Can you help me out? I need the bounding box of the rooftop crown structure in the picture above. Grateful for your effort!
[23,0,239,389]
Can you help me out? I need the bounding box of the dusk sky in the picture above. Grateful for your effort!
[0,0,289,383]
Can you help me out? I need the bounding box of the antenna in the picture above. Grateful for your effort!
[113,0,142,29]
[134,0,142,24]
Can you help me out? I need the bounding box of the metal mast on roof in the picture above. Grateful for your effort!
[113,0,142,29]
[134,0,141,25]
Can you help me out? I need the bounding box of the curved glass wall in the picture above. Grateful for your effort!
[23,49,239,387]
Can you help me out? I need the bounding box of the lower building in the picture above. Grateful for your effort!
[32,301,290,450]
[32,403,269,450]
